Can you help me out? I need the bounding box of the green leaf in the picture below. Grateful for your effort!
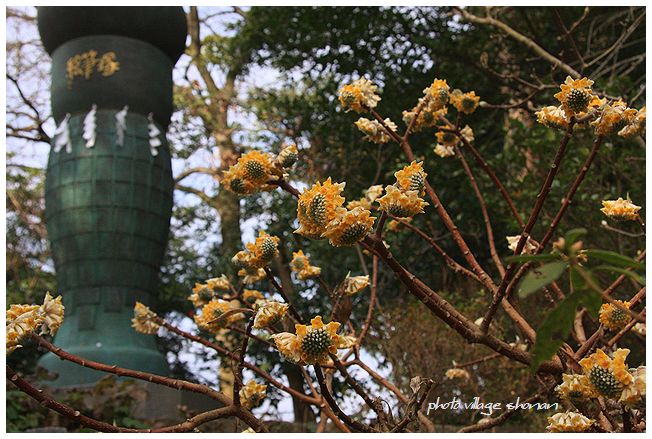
[569,267,586,292]
[579,289,602,316]
[505,254,559,264]
[530,292,581,371]
[518,261,569,297]
[585,250,645,270]
[593,265,646,286]
[564,228,587,246]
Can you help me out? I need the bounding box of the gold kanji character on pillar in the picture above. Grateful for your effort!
[97,51,120,77]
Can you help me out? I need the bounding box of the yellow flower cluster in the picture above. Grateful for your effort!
[341,273,370,296]
[239,380,267,409]
[238,267,267,285]
[290,250,322,280]
[7,293,65,355]
[232,230,280,271]
[600,197,641,221]
[194,299,244,333]
[599,301,632,331]
[377,162,429,219]
[619,366,645,408]
[242,289,265,305]
[132,302,160,335]
[555,373,597,401]
[322,206,375,247]
[423,79,450,107]
[354,117,396,144]
[579,348,633,398]
[535,105,570,130]
[296,178,346,239]
[402,102,448,132]
[445,368,470,380]
[554,76,595,115]
[506,235,537,254]
[618,106,646,138]
[591,100,637,136]
[546,411,594,433]
[433,143,455,158]
[400,79,480,134]
[222,151,279,195]
[188,282,218,308]
[449,89,480,114]
[275,144,299,168]
[207,275,232,292]
[272,316,347,365]
[394,161,427,196]
[253,300,289,329]
[338,78,381,113]
[295,178,374,246]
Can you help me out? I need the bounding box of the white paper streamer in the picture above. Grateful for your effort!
[53,113,72,153]
[82,104,97,148]
[147,112,161,156]
[115,105,128,147]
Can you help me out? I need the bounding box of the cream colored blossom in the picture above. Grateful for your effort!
[131,302,160,335]
[242,289,265,305]
[206,275,232,293]
[194,299,244,333]
[434,143,455,158]
[506,235,537,254]
[377,185,428,218]
[555,374,596,401]
[631,323,645,337]
[339,78,381,113]
[341,274,370,296]
[364,185,384,204]
[276,144,299,168]
[6,304,43,355]
[253,300,289,329]
[546,412,594,432]
[591,100,637,136]
[39,292,65,336]
[619,366,645,407]
[239,380,267,409]
[290,250,322,280]
[238,267,267,285]
[535,105,570,130]
[354,117,396,144]
[445,368,470,380]
[459,125,474,144]
[600,197,641,221]
[618,106,646,138]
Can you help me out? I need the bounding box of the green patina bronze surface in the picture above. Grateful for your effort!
[36,7,187,386]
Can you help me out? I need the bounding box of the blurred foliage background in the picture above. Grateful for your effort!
[7,6,645,432]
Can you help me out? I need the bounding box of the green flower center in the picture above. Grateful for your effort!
[409,172,425,193]
[567,89,591,113]
[338,223,369,246]
[245,160,267,181]
[198,289,214,302]
[301,328,332,358]
[309,194,328,226]
[589,366,621,397]
[230,178,247,194]
[387,203,412,218]
[260,237,277,260]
